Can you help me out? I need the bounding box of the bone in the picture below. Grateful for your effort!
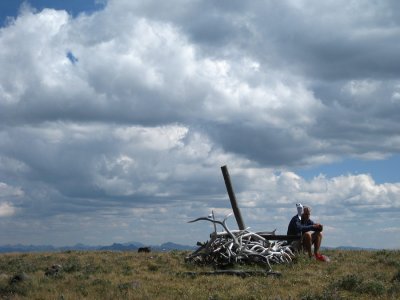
[186,213,296,271]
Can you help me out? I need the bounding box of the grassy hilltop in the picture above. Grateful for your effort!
[0,249,399,299]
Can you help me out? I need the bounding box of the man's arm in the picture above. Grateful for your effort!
[309,219,323,231]
[296,218,320,233]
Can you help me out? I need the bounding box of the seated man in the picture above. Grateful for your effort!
[287,204,325,261]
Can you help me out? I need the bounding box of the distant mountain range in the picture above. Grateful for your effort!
[323,246,378,251]
[0,242,380,254]
[0,241,197,254]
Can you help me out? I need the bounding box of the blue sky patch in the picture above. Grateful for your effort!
[296,155,400,184]
[0,0,103,25]
[66,51,78,64]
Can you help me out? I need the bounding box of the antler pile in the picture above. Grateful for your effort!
[185,213,295,271]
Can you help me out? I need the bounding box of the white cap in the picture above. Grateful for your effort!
[296,203,303,218]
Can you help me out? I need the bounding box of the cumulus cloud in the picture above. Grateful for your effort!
[0,202,16,217]
[0,182,22,217]
[0,1,399,248]
[0,182,24,198]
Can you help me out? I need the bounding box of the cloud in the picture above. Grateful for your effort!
[382,227,400,233]
[0,202,16,217]
[2,2,400,164]
[0,182,22,217]
[0,182,24,198]
[0,1,399,248]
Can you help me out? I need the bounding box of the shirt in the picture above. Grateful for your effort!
[287,215,315,236]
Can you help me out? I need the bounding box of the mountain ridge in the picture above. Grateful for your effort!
[0,242,197,253]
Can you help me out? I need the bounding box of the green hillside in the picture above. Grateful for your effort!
[0,249,399,299]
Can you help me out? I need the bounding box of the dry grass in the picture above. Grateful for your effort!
[0,249,399,299]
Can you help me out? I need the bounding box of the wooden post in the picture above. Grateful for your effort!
[221,165,246,230]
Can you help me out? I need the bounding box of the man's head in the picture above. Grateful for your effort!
[296,203,303,217]
[302,206,311,221]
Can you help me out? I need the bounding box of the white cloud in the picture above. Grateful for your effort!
[0,202,16,217]
[342,80,380,96]
[0,182,24,198]
[381,227,400,233]
[0,1,399,248]
[232,171,400,212]
[114,125,188,150]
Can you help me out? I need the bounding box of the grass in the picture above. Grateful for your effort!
[0,249,399,299]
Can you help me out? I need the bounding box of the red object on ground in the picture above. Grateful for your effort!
[315,253,330,262]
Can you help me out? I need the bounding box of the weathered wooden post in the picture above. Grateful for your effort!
[221,165,246,230]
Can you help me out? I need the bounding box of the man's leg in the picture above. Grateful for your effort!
[302,232,313,257]
[312,232,323,255]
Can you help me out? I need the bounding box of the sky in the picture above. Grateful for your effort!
[0,0,399,249]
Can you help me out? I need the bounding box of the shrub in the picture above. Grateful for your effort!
[356,280,385,296]
[375,250,389,257]
[148,263,159,272]
[91,278,111,287]
[388,281,400,297]
[122,265,133,276]
[301,288,343,300]
[392,269,400,282]
[335,274,362,291]
[0,282,30,297]
[375,250,400,268]
[75,283,88,297]
[63,257,82,273]
[0,273,31,297]
[91,278,112,294]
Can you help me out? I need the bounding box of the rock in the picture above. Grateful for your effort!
[10,272,29,284]
[45,264,63,277]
